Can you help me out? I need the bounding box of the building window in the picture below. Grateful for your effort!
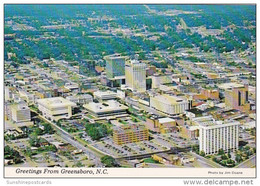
[238,91,241,106]
[245,91,249,102]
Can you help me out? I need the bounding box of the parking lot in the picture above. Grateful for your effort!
[153,133,199,149]
[91,136,169,158]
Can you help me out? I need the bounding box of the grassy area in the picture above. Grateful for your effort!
[143,158,160,164]
[86,114,94,119]
[75,136,89,145]
[29,105,39,112]
[127,106,136,113]
[53,79,65,87]
[74,136,105,157]
[118,119,128,125]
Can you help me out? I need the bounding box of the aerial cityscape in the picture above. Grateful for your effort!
[4,4,256,169]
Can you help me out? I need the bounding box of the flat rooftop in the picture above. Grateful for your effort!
[11,103,30,111]
[158,117,175,123]
[37,97,76,108]
[94,90,117,97]
[113,124,147,133]
[193,116,240,128]
[126,59,146,66]
[83,100,128,113]
[187,108,204,115]
[152,94,187,104]
[218,83,245,90]
[104,54,126,60]
[66,94,93,99]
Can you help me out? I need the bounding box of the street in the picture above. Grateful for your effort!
[236,155,256,168]
[34,111,104,167]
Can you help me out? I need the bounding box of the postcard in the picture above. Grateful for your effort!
[3,2,256,180]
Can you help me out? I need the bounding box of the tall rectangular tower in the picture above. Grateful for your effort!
[105,54,126,78]
[194,116,240,155]
[220,83,250,113]
[125,60,146,92]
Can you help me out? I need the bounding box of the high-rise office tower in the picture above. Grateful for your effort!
[220,83,250,113]
[125,60,146,92]
[105,54,126,78]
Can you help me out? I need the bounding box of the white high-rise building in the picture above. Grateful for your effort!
[125,60,146,92]
[194,116,240,155]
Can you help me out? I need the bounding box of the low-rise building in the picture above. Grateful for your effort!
[185,108,204,119]
[10,103,31,123]
[64,83,79,92]
[113,124,149,145]
[200,88,219,100]
[150,94,190,115]
[19,90,36,104]
[37,97,76,121]
[66,94,93,105]
[83,100,128,118]
[151,154,171,164]
[93,90,117,101]
[181,125,200,139]
[157,118,176,133]
[151,73,172,89]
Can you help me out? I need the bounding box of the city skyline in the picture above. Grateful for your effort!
[3,4,256,178]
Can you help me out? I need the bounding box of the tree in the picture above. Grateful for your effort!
[226,159,235,167]
[13,156,23,164]
[221,154,228,160]
[192,145,199,154]
[138,52,146,60]
[43,123,54,134]
[88,127,101,140]
[246,150,252,157]
[47,145,57,152]
[4,146,23,163]
[161,69,166,74]
[200,150,205,157]
[10,62,19,68]
[85,123,110,140]
[34,128,43,135]
[75,161,84,167]
[4,146,11,156]
[101,155,119,167]
[25,147,33,158]
[218,149,224,155]
[29,136,41,147]
[43,63,49,68]
[132,118,138,123]
[235,154,242,163]
[10,56,17,62]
